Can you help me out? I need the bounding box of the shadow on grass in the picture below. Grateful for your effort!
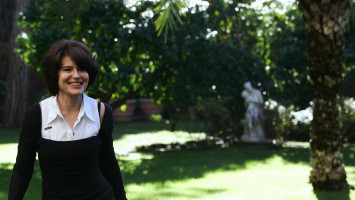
[0,162,42,200]
[120,144,310,185]
[3,121,355,199]
[0,163,13,198]
[152,188,226,200]
[313,190,351,200]
[343,148,355,166]
[0,128,20,144]
[113,120,204,140]
[1,144,354,199]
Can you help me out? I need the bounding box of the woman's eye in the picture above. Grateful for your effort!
[63,68,71,71]
[78,67,86,71]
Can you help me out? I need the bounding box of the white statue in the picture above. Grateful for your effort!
[240,82,266,142]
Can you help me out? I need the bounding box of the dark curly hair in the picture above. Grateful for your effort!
[42,39,100,96]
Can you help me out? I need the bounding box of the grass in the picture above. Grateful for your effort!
[1,121,355,200]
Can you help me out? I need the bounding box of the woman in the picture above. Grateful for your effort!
[9,39,127,200]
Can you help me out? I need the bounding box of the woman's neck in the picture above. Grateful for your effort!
[57,93,83,114]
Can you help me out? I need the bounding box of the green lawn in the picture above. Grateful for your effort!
[1,121,355,200]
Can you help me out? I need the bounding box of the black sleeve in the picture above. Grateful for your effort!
[8,103,41,200]
[99,103,127,200]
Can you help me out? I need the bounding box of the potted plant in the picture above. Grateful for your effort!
[138,98,163,120]
[113,99,137,122]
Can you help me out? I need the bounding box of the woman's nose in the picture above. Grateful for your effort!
[72,68,80,78]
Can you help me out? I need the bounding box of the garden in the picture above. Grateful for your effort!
[1,0,355,199]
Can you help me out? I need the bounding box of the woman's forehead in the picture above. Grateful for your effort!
[61,56,77,66]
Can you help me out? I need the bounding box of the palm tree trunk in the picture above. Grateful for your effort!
[298,0,351,190]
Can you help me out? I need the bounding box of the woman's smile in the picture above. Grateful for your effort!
[68,81,83,86]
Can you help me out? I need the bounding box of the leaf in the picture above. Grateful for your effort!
[44,0,92,32]
[154,0,186,42]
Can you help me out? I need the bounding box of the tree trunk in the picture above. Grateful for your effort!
[0,1,16,123]
[0,1,15,79]
[298,0,352,191]
[2,0,29,128]
[169,108,181,132]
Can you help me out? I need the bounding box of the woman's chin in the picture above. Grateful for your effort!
[59,89,85,97]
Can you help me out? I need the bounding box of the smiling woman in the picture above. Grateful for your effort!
[8,39,128,200]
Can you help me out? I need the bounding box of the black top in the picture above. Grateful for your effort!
[8,103,127,200]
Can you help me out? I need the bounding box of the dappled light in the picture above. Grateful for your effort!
[1,122,355,199]
[114,130,206,155]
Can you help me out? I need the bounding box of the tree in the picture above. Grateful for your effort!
[155,0,354,191]
[0,1,16,123]
[19,0,269,134]
[17,0,214,131]
[0,0,29,128]
[298,0,352,190]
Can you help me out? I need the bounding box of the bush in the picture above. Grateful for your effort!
[196,97,240,138]
[341,97,355,143]
[263,100,311,142]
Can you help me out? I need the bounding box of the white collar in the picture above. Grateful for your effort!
[47,93,95,124]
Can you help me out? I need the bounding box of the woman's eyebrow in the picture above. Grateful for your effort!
[61,65,73,68]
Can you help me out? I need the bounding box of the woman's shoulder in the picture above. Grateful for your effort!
[85,94,111,110]
[25,102,41,114]
[85,94,97,102]
[99,102,113,122]
[23,103,42,129]
[82,94,113,117]
[98,102,114,135]
[40,95,56,103]
[102,102,114,117]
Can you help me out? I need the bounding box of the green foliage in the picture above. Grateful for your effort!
[19,0,355,138]
[44,0,92,32]
[268,5,313,109]
[154,0,185,41]
[341,97,355,143]
[344,8,355,87]
[150,114,162,122]
[196,97,237,137]
[345,8,355,66]
[18,0,157,108]
[263,102,310,142]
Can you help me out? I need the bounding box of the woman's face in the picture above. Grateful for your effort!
[58,56,89,97]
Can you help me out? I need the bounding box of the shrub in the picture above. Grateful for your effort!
[196,97,239,138]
